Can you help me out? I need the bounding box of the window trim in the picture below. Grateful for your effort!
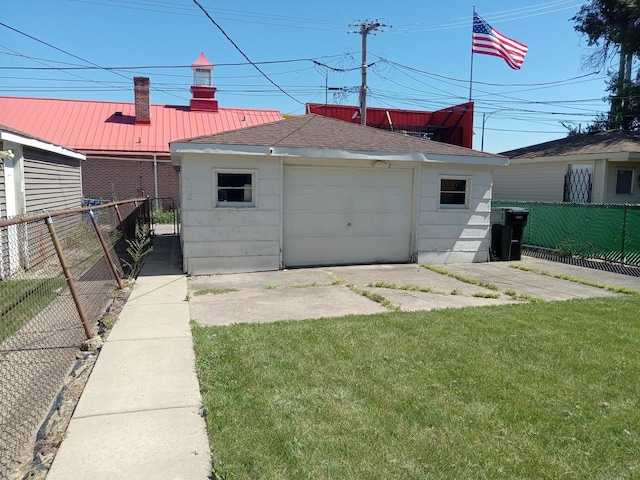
[615,167,634,195]
[214,169,257,209]
[438,176,471,210]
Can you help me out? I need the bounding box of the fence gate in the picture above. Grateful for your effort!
[150,197,180,236]
[564,164,592,203]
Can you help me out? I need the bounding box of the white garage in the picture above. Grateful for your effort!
[171,114,506,275]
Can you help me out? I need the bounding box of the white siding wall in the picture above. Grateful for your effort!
[604,161,640,204]
[416,164,493,264]
[181,154,281,274]
[492,161,568,202]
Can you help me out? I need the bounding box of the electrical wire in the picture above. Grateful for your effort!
[192,0,304,105]
[0,22,188,101]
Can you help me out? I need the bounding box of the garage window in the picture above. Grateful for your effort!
[616,168,634,195]
[215,170,255,207]
[440,178,469,209]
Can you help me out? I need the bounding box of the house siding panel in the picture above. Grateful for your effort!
[0,141,5,217]
[23,147,82,214]
[181,154,280,274]
[492,161,567,202]
[416,164,492,263]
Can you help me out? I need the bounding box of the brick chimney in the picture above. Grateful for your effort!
[190,53,218,112]
[134,77,151,124]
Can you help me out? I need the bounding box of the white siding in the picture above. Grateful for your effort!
[179,152,497,273]
[181,154,281,274]
[416,164,493,264]
[492,161,567,202]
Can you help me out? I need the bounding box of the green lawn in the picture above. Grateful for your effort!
[0,278,65,343]
[193,295,640,480]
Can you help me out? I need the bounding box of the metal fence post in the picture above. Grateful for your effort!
[113,203,127,240]
[45,216,96,341]
[88,210,125,290]
[621,204,628,264]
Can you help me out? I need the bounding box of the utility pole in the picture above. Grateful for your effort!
[351,20,389,126]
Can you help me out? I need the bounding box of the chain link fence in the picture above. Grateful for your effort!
[493,200,640,268]
[150,197,180,236]
[0,198,150,479]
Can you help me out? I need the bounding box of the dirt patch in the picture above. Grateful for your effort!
[11,287,131,480]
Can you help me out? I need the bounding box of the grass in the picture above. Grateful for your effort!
[368,281,433,293]
[505,289,545,303]
[151,209,176,224]
[346,283,398,311]
[193,288,239,296]
[0,278,66,342]
[193,295,640,480]
[421,264,499,291]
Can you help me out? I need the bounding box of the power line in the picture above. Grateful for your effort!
[378,57,602,88]
[0,21,130,81]
[0,57,344,71]
[192,0,304,105]
[0,21,187,101]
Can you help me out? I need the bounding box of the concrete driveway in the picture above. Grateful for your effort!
[188,257,640,326]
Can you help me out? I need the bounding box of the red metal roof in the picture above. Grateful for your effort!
[0,96,282,154]
[306,102,474,149]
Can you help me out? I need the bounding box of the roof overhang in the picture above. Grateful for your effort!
[0,128,85,160]
[170,143,508,167]
[508,151,640,164]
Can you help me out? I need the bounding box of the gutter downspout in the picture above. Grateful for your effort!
[153,154,159,209]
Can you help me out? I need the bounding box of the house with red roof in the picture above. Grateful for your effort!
[0,53,282,203]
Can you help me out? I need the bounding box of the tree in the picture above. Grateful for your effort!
[572,0,640,130]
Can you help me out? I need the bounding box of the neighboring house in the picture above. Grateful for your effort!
[170,114,506,274]
[306,102,474,148]
[1,124,85,218]
[494,130,640,204]
[1,125,85,278]
[0,53,282,202]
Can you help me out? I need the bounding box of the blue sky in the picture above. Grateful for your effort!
[1,0,613,153]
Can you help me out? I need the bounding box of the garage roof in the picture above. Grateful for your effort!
[172,114,506,166]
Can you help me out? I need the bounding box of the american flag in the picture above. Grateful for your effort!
[472,12,528,70]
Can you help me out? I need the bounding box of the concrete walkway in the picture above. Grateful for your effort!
[46,236,211,480]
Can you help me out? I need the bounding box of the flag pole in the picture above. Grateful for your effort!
[469,6,475,102]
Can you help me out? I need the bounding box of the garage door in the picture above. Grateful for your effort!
[283,165,414,267]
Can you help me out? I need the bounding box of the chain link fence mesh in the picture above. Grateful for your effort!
[0,198,149,479]
[493,200,640,268]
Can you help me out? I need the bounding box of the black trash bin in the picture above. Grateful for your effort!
[491,207,529,261]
